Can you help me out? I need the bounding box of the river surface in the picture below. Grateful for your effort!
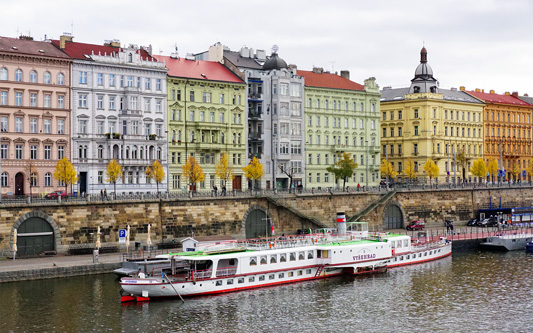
[1,250,532,332]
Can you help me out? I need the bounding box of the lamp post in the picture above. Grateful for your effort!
[365,140,369,190]
[453,144,457,188]
[165,130,169,193]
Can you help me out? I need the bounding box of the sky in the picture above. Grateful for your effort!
[3,0,533,95]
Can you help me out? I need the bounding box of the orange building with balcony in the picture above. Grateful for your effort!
[465,88,533,181]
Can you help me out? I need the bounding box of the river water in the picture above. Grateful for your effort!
[1,250,532,332]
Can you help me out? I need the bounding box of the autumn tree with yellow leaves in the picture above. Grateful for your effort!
[470,158,488,183]
[527,159,533,182]
[508,161,521,181]
[182,156,204,192]
[146,160,165,195]
[106,159,123,198]
[215,153,234,188]
[54,157,78,196]
[380,159,398,183]
[487,158,499,182]
[423,159,439,185]
[403,158,418,182]
[242,157,264,190]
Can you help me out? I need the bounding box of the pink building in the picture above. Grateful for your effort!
[0,36,72,196]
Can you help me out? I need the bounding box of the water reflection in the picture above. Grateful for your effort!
[1,252,533,332]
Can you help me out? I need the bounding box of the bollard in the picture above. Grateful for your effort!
[58,196,61,204]
[93,249,99,263]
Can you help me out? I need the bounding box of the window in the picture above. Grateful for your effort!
[16,92,23,106]
[109,96,116,110]
[0,91,6,105]
[0,172,7,187]
[78,94,88,108]
[0,68,7,80]
[156,79,162,91]
[30,145,37,160]
[16,117,23,132]
[58,146,64,160]
[44,119,51,134]
[57,119,65,135]
[109,74,115,87]
[30,118,38,133]
[44,173,52,187]
[57,95,64,109]
[145,78,151,90]
[156,99,162,112]
[280,83,289,95]
[144,98,151,112]
[79,71,87,84]
[43,94,51,108]
[0,144,7,159]
[202,92,211,103]
[190,91,195,102]
[30,70,37,83]
[97,95,104,109]
[97,73,103,86]
[79,120,87,134]
[414,126,419,136]
[15,144,23,159]
[15,69,22,82]
[44,145,51,160]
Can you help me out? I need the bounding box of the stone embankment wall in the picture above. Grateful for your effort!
[1,186,533,254]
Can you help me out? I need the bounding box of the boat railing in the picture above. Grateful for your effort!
[215,267,238,277]
[192,269,212,280]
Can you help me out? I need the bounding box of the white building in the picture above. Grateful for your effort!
[54,35,168,195]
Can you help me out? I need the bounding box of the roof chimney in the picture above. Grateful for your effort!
[525,93,529,97]
[59,33,73,49]
[475,88,480,92]
[459,86,465,91]
[490,90,495,94]
[505,91,510,96]
[312,67,324,74]
[340,70,350,80]
[19,35,33,41]
[512,92,518,98]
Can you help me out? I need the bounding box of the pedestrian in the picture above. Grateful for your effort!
[213,185,218,197]
[446,221,450,233]
[222,185,226,196]
[357,183,361,191]
[104,188,108,200]
[100,189,103,200]
[450,221,454,234]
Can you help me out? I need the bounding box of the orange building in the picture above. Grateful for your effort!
[465,88,533,181]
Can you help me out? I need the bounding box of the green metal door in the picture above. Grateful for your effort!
[383,204,403,230]
[245,209,268,239]
[17,217,54,256]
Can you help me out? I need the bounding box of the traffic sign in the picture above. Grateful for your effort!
[523,170,527,178]
[119,229,126,244]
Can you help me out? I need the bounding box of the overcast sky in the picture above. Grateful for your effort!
[3,0,533,95]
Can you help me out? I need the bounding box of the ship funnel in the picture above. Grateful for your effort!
[337,212,346,235]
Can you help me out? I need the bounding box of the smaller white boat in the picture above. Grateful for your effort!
[480,233,533,251]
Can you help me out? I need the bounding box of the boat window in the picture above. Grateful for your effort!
[290,253,296,261]
[429,251,432,255]
[270,255,277,264]
[250,257,257,266]
[280,253,287,262]
[307,251,314,259]
[238,278,244,284]
[216,280,222,286]
[306,269,312,274]
[403,239,408,247]
[400,256,403,260]
[424,252,427,256]
[298,252,305,260]
[278,273,284,278]
[269,274,275,280]
[288,271,294,277]
[260,256,267,265]
[229,259,235,265]
[259,275,265,281]
[391,242,396,249]
[249,276,255,282]
[406,255,410,259]
[438,249,441,253]
[227,279,233,285]
[396,241,401,248]
[419,253,422,258]
[297,270,303,276]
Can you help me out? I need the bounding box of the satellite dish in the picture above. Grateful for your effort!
[272,44,279,53]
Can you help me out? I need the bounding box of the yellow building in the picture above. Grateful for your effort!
[380,47,485,183]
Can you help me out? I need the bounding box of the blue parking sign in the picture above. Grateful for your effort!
[523,170,527,178]
[119,229,126,243]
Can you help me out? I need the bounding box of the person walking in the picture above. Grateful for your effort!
[213,185,218,197]
[450,221,454,234]
[446,220,450,233]
[104,188,108,201]
[100,189,104,201]
[222,185,226,196]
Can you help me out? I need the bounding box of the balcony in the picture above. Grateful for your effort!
[119,109,142,117]
[333,144,346,152]
[248,111,263,120]
[248,92,263,100]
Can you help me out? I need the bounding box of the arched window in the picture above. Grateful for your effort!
[140,147,144,159]
[1,172,8,187]
[84,146,88,158]
[172,130,176,141]
[0,67,7,80]
[15,69,23,82]
[157,147,162,160]
[79,145,83,159]
[132,145,138,159]
[30,172,38,187]
[221,132,224,144]
[30,70,37,83]
[98,145,103,160]
[57,73,65,85]
[178,130,181,141]
[126,146,130,159]
[44,71,51,84]
[45,172,52,187]
[128,53,133,62]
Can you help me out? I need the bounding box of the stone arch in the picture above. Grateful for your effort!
[381,200,406,230]
[242,204,270,239]
[12,210,61,256]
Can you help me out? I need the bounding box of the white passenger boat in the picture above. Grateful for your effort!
[120,221,452,302]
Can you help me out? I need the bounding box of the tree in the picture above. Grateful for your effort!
[215,153,234,188]
[25,162,38,201]
[54,158,78,196]
[423,159,439,185]
[146,160,165,195]
[527,159,533,182]
[487,158,498,182]
[326,152,358,191]
[470,158,487,183]
[509,161,521,181]
[403,158,418,181]
[106,159,123,198]
[182,156,204,192]
[242,157,264,190]
[278,162,297,192]
[380,159,398,182]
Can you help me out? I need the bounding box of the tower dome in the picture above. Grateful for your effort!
[409,46,438,94]
[262,46,288,70]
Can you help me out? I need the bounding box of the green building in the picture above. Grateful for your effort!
[297,68,381,189]
[156,55,247,192]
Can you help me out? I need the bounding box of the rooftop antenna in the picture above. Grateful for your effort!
[71,20,74,35]
[174,42,178,52]
[330,61,336,73]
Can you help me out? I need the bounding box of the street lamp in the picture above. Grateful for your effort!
[365,140,369,190]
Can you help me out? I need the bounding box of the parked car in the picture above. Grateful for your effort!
[406,220,425,231]
[467,218,478,226]
[477,218,498,227]
[45,190,68,199]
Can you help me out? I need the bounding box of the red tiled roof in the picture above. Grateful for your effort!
[51,40,154,61]
[0,36,69,59]
[467,90,530,106]
[297,70,364,91]
[155,55,244,83]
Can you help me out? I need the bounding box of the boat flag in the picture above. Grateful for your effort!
[270,219,274,236]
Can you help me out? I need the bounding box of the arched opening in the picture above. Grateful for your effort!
[245,208,269,239]
[15,172,24,195]
[16,216,55,256]
[383,203,403,229]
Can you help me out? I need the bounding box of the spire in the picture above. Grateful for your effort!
[420,47,427,63]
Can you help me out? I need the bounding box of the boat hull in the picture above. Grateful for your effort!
[480,234,533,251]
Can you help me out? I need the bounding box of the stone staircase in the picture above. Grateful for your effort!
[265,196,328,229]
[348,190,396,222]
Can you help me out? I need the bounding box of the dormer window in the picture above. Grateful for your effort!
[413,86,420,93]
[128,53,133,62]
